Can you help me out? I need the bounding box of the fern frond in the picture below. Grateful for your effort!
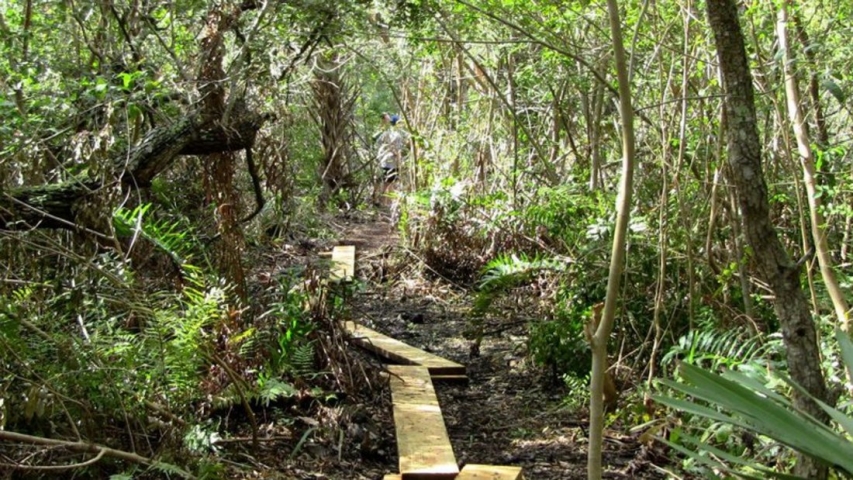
[258,378,297,406]
[474,253,569,315]
[113,204,197,267]
[662,327,777,371]
[291,342,316,377]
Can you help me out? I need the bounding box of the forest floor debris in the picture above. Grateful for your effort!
[231,210,669,479]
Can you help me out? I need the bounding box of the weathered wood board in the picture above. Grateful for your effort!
[389,365,459,479]
[330,245,355,282]
[457,464,524,479]
[343,321,465,375]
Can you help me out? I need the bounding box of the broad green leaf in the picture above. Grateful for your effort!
[695,377,852,469]
[779,371,853,440]
[658,437,747,479]
[662,363,853,473]
[653,389,750,427]
[822,79,846,103]
[676,432,803,479]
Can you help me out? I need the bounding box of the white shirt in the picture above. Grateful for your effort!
[377,128,407,169]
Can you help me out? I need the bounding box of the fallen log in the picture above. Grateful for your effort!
[0,112,271,231]
[178,113,271,156]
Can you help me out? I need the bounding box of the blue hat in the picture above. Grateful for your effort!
[390,114,400,125]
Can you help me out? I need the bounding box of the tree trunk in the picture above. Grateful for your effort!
[588,0,636,478]
[311,54,356,208]
[198,3,247,302]
[706,1,830,477]
[791,10,829,149]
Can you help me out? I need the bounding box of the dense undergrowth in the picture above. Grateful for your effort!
[2,0,853,478]
[398,175,853,477]
[0,201,370,478]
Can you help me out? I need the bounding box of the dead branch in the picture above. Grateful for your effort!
[0,430,195,478]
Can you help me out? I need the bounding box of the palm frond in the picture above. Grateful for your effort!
[654,328,853,477]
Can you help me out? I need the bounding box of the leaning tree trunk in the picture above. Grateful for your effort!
[777,2,850,330]
[0,113,269,231]
[1,116,199,230]
[706,1,830,478]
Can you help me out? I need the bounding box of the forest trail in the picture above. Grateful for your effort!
[328,212,661,480]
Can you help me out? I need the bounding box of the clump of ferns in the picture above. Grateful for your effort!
[661,325,784,373]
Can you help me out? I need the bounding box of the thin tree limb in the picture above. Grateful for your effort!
[0,430,194,479]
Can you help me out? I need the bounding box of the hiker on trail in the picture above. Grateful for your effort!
[374,112,408,206]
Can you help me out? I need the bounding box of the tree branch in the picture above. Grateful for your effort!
[0,430,194,478]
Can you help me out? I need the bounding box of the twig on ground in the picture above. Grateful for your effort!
[0,430,195,478]
[0,447,106,471]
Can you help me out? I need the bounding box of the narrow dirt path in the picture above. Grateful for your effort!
[336,214,666,479]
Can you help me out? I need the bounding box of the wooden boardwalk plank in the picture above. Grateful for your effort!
[389,365,459,480]
[330,245,355,282]
[343,321,465,375]
[457,464,524,479]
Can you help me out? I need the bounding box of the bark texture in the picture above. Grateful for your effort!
[706,1,829,477]
[198,3,247,301]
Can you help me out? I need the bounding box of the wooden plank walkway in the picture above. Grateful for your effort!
[327,245,523,479]
[343,321,466,375]
[388,365,458,479]
[330,245,355,282]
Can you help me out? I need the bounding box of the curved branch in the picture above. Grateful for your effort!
[1,112,276,231]
[240,146,265,223]
[0,430,194,478]
[0,447,106,471]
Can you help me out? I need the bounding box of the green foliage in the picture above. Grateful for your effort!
[257,377,298,407]
[291,342,317,378]
[470,251,592,379]
[662,327,784,372]
[146,273,230,403]
[0,244,323,475]
[561,373,592,411]
[529,308,591,380]
[262,275,317,376]
[114,202,210,275]
[518,184,610,248]
[654,328,853,478]
[183,423,223,455]
[475,252,569,314]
